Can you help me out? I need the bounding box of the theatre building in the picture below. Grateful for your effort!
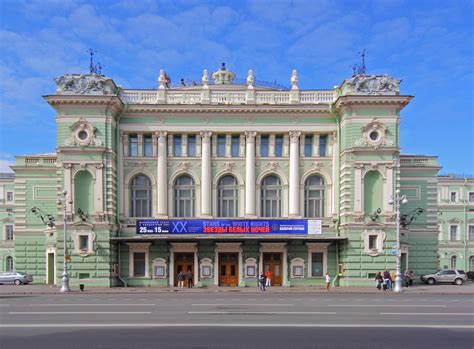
[1,65,445,287]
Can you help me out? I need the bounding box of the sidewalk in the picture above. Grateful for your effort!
[1,282,473,295]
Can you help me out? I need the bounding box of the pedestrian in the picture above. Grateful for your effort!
[404,269,411,287]
[258,272,266,291]
[177,270,185,289]
[383,270,391,291]
[325,272,331,292]
[409,270,414,286]
[265,270,272,288]
[375,272,383,290]
[187,269,193,288]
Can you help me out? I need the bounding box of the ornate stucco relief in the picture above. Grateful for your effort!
[355,119,393,149]
[64,118,102,147]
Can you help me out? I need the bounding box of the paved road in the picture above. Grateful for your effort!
[1,293,473,348]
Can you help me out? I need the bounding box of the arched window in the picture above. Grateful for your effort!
[74,170,94,215]
[364,171,383,216]
[174,175,195,217]
[304,175,325,218]
[261,175,281,217]
[450,255,457,269]
[6,256,13,272]
[130,175,152,217]
[218,175,238,217]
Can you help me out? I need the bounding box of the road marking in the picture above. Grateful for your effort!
[9,311,152,315]
[188,311,336,315]
[0,304,9,307]
[191,303,294,307]
[27,304,156,307]
[328,304,447,308]
[380,312,474,316]
[1,323,471,329]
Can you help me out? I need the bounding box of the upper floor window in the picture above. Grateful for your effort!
[188,135,196,157]
[450,256,457,269]
[129,135,138,157]
[231,135,240,157]
[469,226,474,241]
[144,136,153,157]
[319,135,327,157]
[174,135,182,157]
[217,175,239,217]
[6,192,13,202]
[261,175,281,217]
[6,256,13,272]
[304,175,325,218]
[275,135,283,157]
[450,225,458,241]
[5,225,14,241]
[174,175,195,218]
[130,175,152,217]
[217,135,226,157]
[260,135,269,157]
[469,192,474,202]
[304,135,313,157]
[450,192,457,202]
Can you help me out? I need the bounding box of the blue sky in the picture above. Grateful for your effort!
[0,0,472,174]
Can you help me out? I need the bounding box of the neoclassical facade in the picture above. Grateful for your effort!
[2,65,467,287]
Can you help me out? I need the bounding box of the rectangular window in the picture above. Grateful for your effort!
[319,135,327,157]
[187,135,196,157]
[6,192,13,202]
[260,135,269,157]
[79,235,88,250]
[450,192,457,202]
[5,225,14,240]
[469,192,474,202]
[311,252,323,277]
[368,235,377,250]
[450,225,458,240]
[144,136,153,157]
[129,135,138,157]
[231,135,240,157]
[304,135,313,157]
[174,135,182,157]
[274,135,283,157]
[217,135,226,157]
[133,252,146,277]
[469,226,474,241]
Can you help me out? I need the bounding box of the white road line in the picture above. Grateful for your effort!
[380,312,474,316]
[27,304,156,307]
[328,304,447,308]
[1,323,472,329]
[188,311,336,315]
[0,304,9,307]
[9,311,152,315]
[191,303,294,307]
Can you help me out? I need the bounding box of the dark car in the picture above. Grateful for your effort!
[0,272,32,285]
[420,269,467,285]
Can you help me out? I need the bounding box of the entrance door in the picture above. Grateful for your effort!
[174,253,194,286]
[263,252,282,286]
[47,253,54,285]
[219,253,238,286]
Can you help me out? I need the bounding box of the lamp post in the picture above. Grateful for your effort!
[389,189,408,293]
[57,190,71,293]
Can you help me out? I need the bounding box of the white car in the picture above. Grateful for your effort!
[420,269,467,285]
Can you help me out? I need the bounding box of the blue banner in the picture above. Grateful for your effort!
[136,219,322,235]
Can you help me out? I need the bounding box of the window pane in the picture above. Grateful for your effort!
[450,226,457,240]
[188,135,196,157]
[231,136,240,157]
[130,175,152,217]
[6,225,14,240]
[304,136,312,157]
[133,252,146,277]
[174,135,182,157]
[79,236,88,250]
[312,252,323,276]
[275,136,283,157]
[319,135,327,157]
[144,136,153,157]
[129,135,138,157]
[260,136,269,157]
[217,135,226,157]
[469,226,474,241]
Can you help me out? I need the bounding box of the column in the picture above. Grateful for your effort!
[94,163,104,214]
[331,131,337,215]
[354,164,364,212]
[289,131,301,217]
[245,131,257,217]
[157,131,168,217]
[201,131,212,217]
[385,164,394,212]
[63,163,73,215]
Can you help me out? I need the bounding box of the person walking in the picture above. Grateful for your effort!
[187,269,193,288]
[265,270,272,288]
[409,270,415,286]
[375,272,383,290]
[383,270,391,291]
[177,270,185,289]
[325,272,331,292]
[258,272,266,291]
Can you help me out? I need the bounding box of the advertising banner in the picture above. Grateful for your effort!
[136,219,322,235]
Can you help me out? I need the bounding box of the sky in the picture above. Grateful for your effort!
[0,0,472,174]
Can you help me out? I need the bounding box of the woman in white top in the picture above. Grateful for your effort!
[325,273,331,292]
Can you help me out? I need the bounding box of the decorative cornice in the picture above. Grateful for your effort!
[332,95,413,113]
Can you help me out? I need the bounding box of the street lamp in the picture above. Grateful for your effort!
[388,189,408,293]
[57,190,71,293]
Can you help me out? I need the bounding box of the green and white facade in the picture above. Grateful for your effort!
[1,66,469,287]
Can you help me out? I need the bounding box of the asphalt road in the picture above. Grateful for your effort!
[0,293,473,348]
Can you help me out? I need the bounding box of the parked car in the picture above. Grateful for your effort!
[0,272,31,285]
[420,269,467,285]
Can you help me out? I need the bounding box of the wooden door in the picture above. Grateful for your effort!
[174,253,194,286]
[263,253,282,286]
[219,253,238,286]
